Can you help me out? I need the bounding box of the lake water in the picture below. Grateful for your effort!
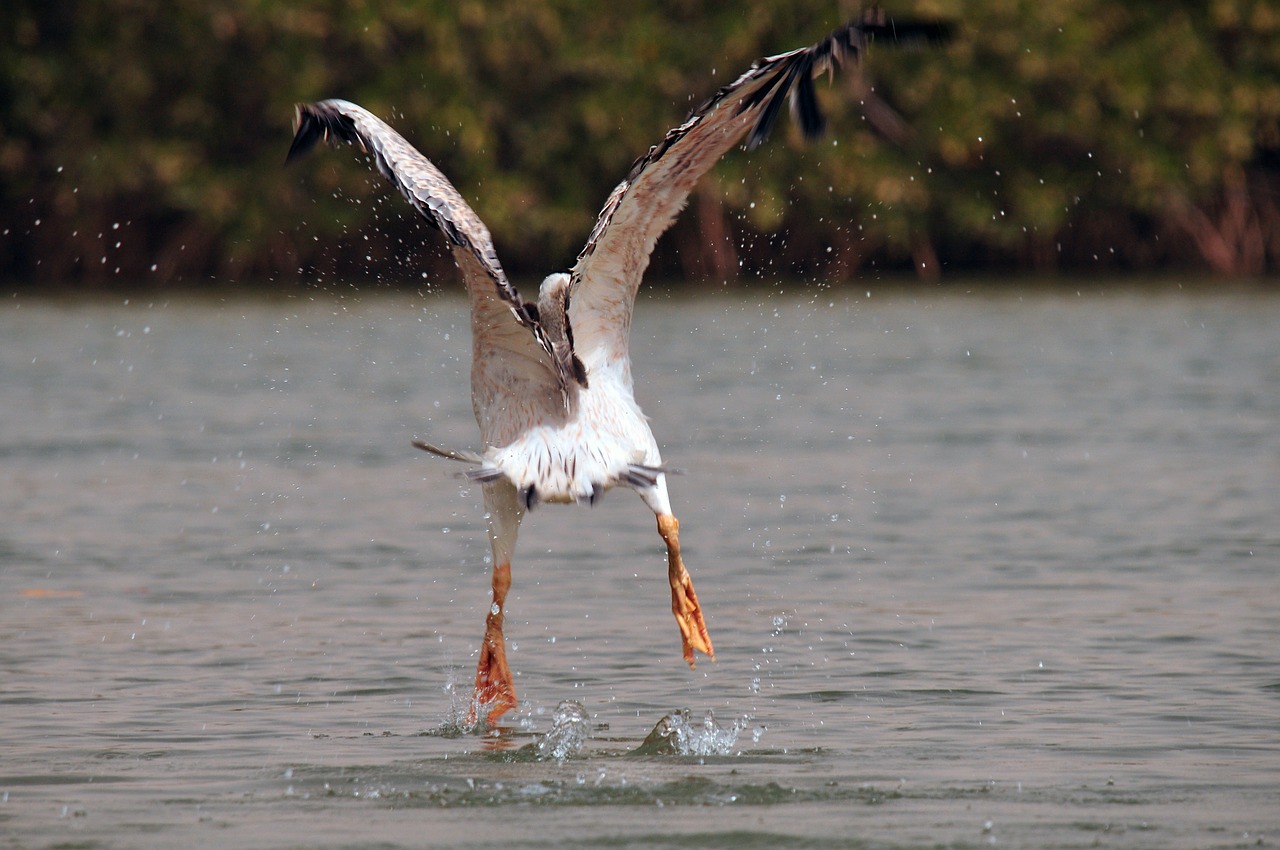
[2,285,1277,848]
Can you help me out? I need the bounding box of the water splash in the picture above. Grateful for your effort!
[632,709,745,756]
[524,700,589,761]
[427,712,478,738]
[423,670,490,737]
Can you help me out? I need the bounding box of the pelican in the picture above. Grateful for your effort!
[288,14,946,725]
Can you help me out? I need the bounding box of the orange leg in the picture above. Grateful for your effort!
[657,513,714,667]
[469,561,517,726]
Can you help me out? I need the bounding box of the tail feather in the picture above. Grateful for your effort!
[412,440,484,465]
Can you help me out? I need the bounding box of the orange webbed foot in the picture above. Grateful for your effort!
[470,628,516,727]
[657,514,715,667]
[467,562,517,727]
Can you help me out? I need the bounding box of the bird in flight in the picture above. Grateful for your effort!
[288,13,947,726]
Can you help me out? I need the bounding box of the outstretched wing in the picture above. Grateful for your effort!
[567,15,948,369]
[287,100,582,408]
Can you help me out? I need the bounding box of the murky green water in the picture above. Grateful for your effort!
[2,286,1277,848]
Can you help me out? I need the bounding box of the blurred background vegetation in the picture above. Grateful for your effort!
[3,0,1279,289]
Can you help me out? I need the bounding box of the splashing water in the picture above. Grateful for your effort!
[632,709,745,756]
[424,670,489,737]
[527,700,590,761]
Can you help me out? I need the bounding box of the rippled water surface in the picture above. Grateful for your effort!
[2,286,1277,848]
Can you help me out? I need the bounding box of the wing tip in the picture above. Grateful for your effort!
[858,14,955,48]
[286,102,330,164]
[285,101,361,164]
[746,13,954,151]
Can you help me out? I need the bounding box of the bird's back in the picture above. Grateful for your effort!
[476,352,657,506]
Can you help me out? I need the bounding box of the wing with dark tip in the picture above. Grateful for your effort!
[568,14,949,368]
[287,99,584,406]
[289,100,515,303]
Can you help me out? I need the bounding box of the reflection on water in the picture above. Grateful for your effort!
[1,287,1277,848]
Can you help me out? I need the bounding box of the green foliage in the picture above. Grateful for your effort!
[2,0,1279,286]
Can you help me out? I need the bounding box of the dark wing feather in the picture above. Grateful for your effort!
[289,100,507,291]
[568,15,949,367]
[287,100,583,397]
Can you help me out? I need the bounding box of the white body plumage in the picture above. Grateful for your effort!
[479,358,660,507]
